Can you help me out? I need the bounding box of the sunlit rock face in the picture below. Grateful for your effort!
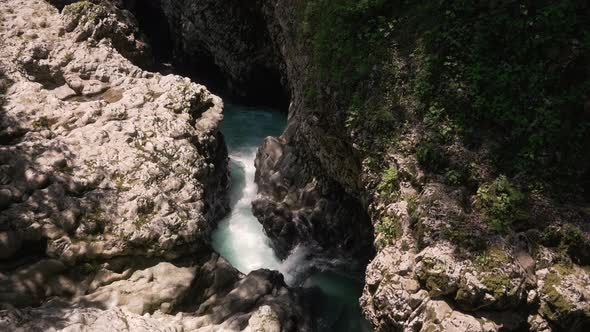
[0,0,228,265]
[0,1,311,331]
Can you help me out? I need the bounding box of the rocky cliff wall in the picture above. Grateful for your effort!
[142,1,590,331]
[123,0,290,109]
[257,1,590,331]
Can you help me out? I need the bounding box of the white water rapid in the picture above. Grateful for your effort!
[211,104,372,332]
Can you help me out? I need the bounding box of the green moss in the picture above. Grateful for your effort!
[475,246,511,270]
[111,172,129,191]
[538,226,590,265]
[442,220,488,253]
[32,116,51,130]
[476,175,528,232]
[133,210,153,229]
[444,168,463,186]
[407,196,419,223]
[418,258,454,297]
[481,273,512,302]
[540,267,575,322]
[62,51,74,65]
[425,272,451,297]
[63,1,107,26]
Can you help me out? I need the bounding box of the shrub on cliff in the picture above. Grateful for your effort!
[476,176,528,232]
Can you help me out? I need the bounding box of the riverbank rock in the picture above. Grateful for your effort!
[0,253,310,331]
[0,0,228,265]
[253,136,374,260]
[0,1,310,331]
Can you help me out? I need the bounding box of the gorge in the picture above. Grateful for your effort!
[1,0,590,332]
[212,104,372,331]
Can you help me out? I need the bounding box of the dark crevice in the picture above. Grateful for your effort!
[124,0,173,63]
[122,0,290,111]
[0,237,49,272]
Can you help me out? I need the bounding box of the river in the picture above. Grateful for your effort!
[211,104,372,332]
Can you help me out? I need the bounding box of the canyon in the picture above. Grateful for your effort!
[1,0,590,332]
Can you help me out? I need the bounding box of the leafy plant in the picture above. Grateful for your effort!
[416,142,446,172]
[377,165,399,200]
[445,169,462,186]
[476,176,528,232]
[303,0,590,189]
[375,215,400,249]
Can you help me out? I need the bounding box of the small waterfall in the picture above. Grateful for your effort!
[212,104,372,332]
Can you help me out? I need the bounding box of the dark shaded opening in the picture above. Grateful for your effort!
[123,0,289,111]
[127,0,173,63]
[0,237,49,272]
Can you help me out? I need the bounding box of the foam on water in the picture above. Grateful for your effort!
[211,105,284,274]
[212,104,372,331]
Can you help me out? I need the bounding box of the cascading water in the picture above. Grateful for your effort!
[211,106,283,274]
[212,104,372,332]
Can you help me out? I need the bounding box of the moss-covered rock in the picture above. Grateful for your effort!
[537,265,590,330]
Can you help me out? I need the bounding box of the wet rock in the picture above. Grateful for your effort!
[253,136,374,260]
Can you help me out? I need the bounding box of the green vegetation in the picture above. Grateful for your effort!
[540,266,577,322]
[63,1,107,25]
[475,246,511,270]
[375,215,400,249]
[302,0,590,190]
[444,168,463,186]
[414,1,590,179]
[111,172,130,191]
[415,142,446,173]
[302,0,397,137]
[418,258,452,297]
[472,246,515,307]
[540,225,590,266]
[442,220,487,253]
[31,116,49,129]
[133,213,150,229]
[377,165,399,199]
[302,0,393,94]
[476,176,527,232]
[480,272,512,306]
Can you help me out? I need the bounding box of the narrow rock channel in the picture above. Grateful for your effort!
[212,105,372,332]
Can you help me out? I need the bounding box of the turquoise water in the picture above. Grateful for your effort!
[212,104,372,332]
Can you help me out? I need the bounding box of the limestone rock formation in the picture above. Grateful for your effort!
[1,254,309,331]
[0,1,310,331]
[2,0,588,331]
[0,0,229,265]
